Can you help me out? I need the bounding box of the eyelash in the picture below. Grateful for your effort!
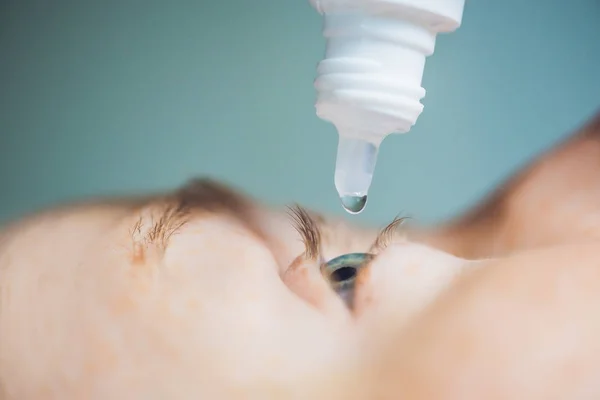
[287,205,409,261]
[287,204,322,261]
[369,215,410,253]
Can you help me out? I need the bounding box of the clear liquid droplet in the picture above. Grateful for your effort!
[340,195,367,214]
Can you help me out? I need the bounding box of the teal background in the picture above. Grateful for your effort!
[1,0,599,226]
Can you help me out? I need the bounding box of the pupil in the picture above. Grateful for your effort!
[330,266,357,282]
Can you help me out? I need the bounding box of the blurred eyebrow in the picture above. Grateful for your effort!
[129,178,253,251]
[172,178,251,216]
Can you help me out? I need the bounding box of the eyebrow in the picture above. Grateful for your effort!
[129,178,254,251]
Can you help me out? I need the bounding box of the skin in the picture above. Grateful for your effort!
[1,109,600,399]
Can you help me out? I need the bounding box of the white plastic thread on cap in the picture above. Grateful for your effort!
[315,12,435,134]
[310,0,466,211]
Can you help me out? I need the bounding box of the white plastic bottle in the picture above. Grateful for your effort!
[309,0,466,213]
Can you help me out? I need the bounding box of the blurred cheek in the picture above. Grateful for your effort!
[353,242,480,332]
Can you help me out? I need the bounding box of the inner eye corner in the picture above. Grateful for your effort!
[330,266,357,282]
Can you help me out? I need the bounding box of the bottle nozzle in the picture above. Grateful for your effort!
[334,133,382,214]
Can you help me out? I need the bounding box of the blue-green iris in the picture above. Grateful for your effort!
[321,253,374,308]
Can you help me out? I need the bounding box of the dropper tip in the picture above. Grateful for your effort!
[334,134,379,215]
[340,194,368,214]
